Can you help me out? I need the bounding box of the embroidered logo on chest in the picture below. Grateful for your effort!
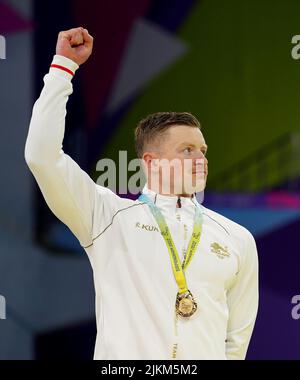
[210,242,230,259]
[135,222,159,232]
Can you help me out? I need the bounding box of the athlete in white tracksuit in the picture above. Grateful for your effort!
[25,53,258,360]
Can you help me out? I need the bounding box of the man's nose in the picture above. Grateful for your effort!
[195,151,207,162]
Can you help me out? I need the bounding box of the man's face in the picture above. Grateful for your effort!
[144,125,208,195]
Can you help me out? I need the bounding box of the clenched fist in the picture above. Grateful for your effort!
[56,27,93,66]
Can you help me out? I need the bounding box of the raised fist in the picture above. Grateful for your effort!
[56,27,93,66]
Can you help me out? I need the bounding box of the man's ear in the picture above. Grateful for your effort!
[142,152,159,173]
[142,152,156,165]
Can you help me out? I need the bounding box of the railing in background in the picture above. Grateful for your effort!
[208,132,300,192]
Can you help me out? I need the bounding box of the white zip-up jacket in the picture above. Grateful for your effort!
[24,55,259,360]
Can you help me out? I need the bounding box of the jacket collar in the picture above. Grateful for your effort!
[141,183,200,208]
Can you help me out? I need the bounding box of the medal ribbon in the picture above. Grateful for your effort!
[138,194,203,295]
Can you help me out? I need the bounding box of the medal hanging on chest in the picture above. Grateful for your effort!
[176,290,197,318]
[139,194,203,319]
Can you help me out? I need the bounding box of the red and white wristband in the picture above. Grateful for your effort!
[50,64,75,77]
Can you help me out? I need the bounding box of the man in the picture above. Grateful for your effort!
[25,27,259,360]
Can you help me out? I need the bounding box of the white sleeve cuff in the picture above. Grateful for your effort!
[49,55,79,79]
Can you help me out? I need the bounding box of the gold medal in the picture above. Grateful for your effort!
[175,290,197,318]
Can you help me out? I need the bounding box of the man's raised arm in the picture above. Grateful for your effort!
[25,27,115,248]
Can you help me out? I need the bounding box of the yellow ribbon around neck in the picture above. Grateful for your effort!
[139,194,203,295]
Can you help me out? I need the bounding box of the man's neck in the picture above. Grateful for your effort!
[147,184,193,198]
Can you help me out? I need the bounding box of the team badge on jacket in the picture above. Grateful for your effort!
[210,242,230,259]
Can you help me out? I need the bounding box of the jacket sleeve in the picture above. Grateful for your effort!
[24,55,117,248]
[225,230,259,360]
